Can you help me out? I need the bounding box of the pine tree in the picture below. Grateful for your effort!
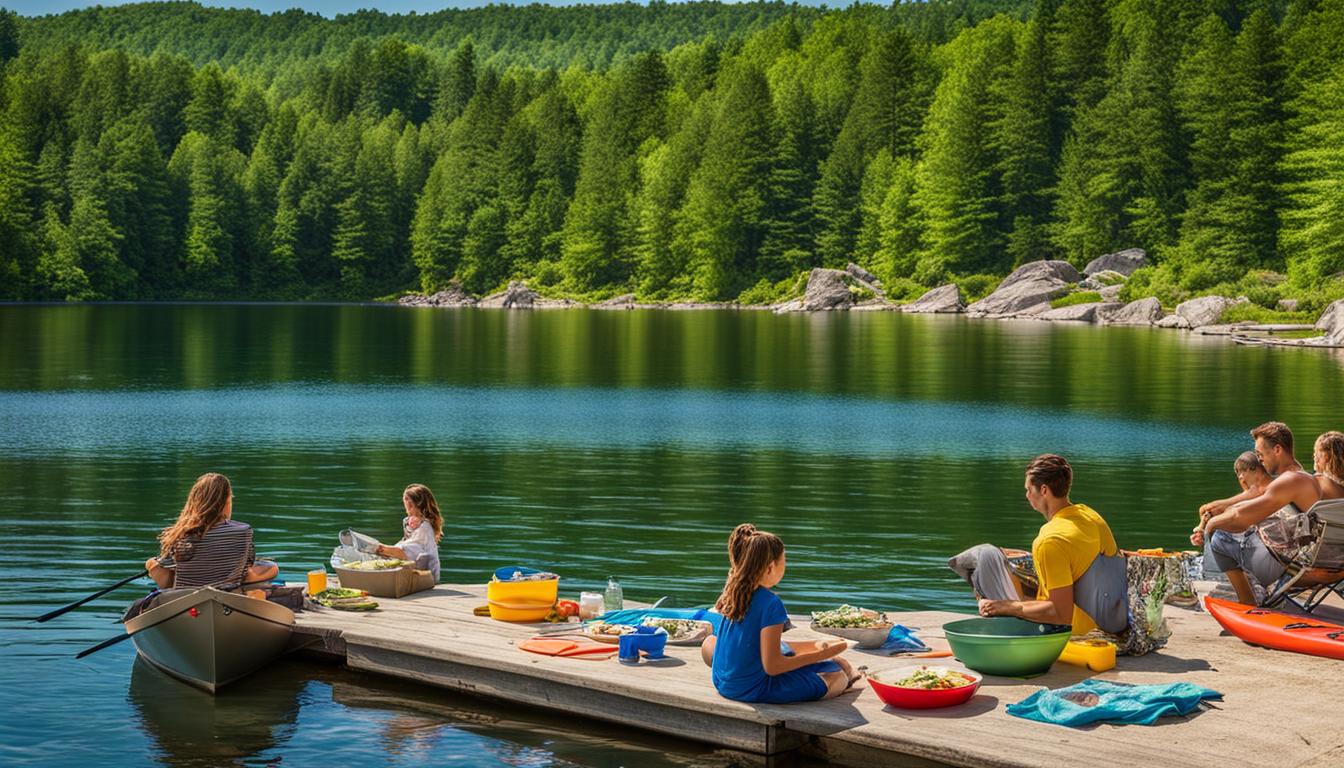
[675,62,775,299]
[184,64,236,147]
[813,27,923,265]
[1280,62,1344,284]
[561,52,669,291]
[912,17,1018,281]
[758,77,820,280]
[995,16,1057,266]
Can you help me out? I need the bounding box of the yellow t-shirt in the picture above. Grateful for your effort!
[1031,503,1118,635]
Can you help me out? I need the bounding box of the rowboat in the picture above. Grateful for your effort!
[124,586,295,693]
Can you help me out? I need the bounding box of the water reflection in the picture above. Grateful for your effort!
[128,656,302,766]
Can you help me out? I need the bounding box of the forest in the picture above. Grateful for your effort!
[0,0,1341,312]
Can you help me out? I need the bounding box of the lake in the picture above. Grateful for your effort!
[2,303,1341,766]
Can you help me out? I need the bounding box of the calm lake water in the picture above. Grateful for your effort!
[2,303,1342,766]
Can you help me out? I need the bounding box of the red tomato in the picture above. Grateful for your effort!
[556,600,580,618]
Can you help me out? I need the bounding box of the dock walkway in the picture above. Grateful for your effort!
[292,583,1344,767]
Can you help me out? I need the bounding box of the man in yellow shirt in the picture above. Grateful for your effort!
[948,454,1128,635]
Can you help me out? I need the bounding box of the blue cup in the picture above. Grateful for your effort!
[618,633,642,662]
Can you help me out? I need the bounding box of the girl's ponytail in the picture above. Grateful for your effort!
[714,523,784,622]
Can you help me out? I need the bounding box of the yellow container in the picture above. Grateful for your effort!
[486,577,559,622]
[1058,638,1117,672]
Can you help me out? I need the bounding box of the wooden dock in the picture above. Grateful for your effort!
[291,583,1344,767]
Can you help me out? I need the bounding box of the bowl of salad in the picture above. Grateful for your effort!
[867,665,981,709]
[810,604,893,648]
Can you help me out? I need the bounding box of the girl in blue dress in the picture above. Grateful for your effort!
[702,523,859,704]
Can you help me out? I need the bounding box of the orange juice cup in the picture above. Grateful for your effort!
[307,568,328,595]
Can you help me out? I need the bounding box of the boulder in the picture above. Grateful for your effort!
[1038,302,1121,323]
[1099,297,1163,326]
[775,268,880,312]
[478,281,537,309]
[1084,248,1148,277]
[1080,270,1127,291]
[398,284,477,307]
[1156,313,1192,329]
[1318,298,1344,343]
[845,262,884,292]
[593,293,637,310]
[1098,284,1123,302]
[1277,298,1299,312]
[1175,295,1236,328]
[967,260,1077,317]
[1000,259,1082,288]
[902,284,964,314]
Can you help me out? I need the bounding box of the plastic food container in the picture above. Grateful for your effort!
[868,666,982,709]
[334,563,433,598]
[810,622,893,649]
[487,576,560,622]
[1057,638,1117,672]
[941,617,1071,677]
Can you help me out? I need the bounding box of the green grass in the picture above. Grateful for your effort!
[1217,303,1315,325]
[1050,290,1102,308]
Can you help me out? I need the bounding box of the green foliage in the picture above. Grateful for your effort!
[1050,290,1102,308]
[737,273,804,306]
[1217,302,1313,325]
[955,273,1002,302]
[0,1,1341,306]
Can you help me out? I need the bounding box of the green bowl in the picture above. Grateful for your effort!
[942,617,1071,677]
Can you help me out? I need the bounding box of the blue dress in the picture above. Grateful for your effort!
[711,586,841,704]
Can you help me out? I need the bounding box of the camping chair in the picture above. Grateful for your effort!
[1263,498,1344,613]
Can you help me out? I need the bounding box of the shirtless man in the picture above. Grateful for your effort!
[1192,422,1321,604]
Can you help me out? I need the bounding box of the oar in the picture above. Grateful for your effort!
[34,567,160,623]
[75,630,137,659]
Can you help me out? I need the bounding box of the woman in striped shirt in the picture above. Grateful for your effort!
[145,473,278,590]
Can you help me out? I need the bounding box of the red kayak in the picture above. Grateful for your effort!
[1205,595,1344,660]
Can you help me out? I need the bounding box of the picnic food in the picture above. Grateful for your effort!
[811,604,889,628]
[310,587,378,611]
[640,618,711,642]
[885,667,978,690]
[342,558,412,570]
[585,622,638,638]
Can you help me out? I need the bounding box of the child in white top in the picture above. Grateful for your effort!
[375,483,442,582]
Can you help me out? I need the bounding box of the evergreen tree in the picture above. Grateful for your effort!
[813,27,923,265]
[758,77,820,280]
[913,18,1018,281]
[561,52,669,291]
[996,16,1057,266]
[676,62,775,299]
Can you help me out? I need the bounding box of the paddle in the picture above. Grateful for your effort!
[34,559,170,623]
[74,630,137,659]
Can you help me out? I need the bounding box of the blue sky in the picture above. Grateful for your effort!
[8,1,806,17]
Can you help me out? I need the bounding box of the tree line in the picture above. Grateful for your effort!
[0,0,1341,308]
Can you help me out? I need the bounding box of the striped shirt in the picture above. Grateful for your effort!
[169,520,256,589]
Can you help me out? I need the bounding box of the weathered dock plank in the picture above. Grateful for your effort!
[292,583,1344,768]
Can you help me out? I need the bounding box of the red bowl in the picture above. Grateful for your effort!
[867,666,982,709]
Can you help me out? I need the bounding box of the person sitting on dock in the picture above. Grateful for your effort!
[371,483,442,582]
[1194,422,1322,605]
[947,454,1128,637]
[145,472,278,591]
[702,524,859,703]
[1194,452,1272,577]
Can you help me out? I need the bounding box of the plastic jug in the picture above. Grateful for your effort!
[604,576,624,612]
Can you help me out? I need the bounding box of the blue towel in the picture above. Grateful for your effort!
[492,565,550,581]
[879,624,930,653]
[1006,680,1222,727]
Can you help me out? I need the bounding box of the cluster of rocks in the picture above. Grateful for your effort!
[392,254,1344,349]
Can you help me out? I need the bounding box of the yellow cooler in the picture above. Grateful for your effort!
[486,576,559,622]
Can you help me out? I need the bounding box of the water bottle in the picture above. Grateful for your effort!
[604,576,624,612]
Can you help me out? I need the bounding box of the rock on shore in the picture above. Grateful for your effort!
[1099,296,1163,326]
[774,266,888,313]
[398,284,478,307]
[902,284,964,314]
[1084,248,1147,277]
[966,260,1080,317]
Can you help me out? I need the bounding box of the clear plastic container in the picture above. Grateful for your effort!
[604,576,624,612]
